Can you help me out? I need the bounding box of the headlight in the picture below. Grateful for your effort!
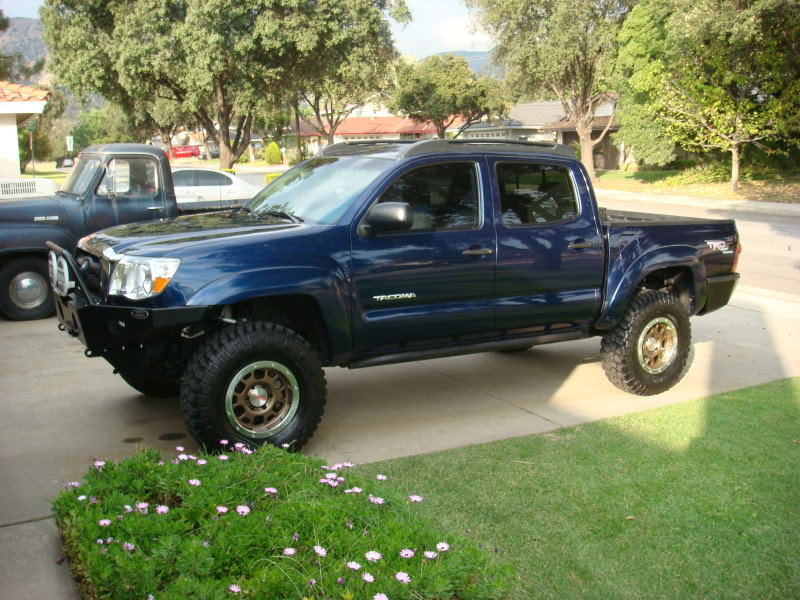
[108,256,181,300]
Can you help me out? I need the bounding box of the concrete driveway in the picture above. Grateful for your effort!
[2,195,799,597]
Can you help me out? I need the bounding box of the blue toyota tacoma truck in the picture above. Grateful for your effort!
[48,139,740,450]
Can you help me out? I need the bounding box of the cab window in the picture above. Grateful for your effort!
[496,162,578,226]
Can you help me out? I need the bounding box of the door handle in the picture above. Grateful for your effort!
[463,248,494,256]
[568,239,593,249]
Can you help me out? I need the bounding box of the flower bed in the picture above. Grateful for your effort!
[53,443,509,599]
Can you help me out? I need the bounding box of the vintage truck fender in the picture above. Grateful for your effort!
[0,223,78,260]
[595,244,707,330]
[185,265,352,363]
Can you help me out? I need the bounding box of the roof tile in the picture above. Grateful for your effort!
[0,81,51,103]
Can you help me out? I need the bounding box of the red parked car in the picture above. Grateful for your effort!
[168,145,201,159]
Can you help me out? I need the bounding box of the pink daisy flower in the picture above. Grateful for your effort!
[155,505,169,514]
[395,572,411,584]
[77,495,87,501]
[436,542,450,552]
[188,479,201,486]
[218,455,229,461]
[93,460,105,469]
[236,505,250,516]
[175,446,184,451]
[399,548,415,558]
[313,545,327,557]
[97,519,111,527]
[177,453,189,461]
[65,481,80,488]
[408,495,423,503]
[263,487,278,495]
[362,572,375,583]
[283,547,297,556]
[376,474,387,480]
[365,550,382,562]
[197,459,207,466]
[220,439,229,445]
[368,495,385,505]
[424,551,438,559]
[217,506,229,514]
[229,584,240,594]
[344,487,362,494]
[343,461,354,468]
[122,542,135,552]
[281,443,290,449]
[373,594,389,600]
[346,561,361,570]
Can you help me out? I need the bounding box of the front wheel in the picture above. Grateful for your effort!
[601,290,691,396]
[180,322,326,450]
[0,257,55,321]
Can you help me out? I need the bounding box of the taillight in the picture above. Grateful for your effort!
[732,239,742,273]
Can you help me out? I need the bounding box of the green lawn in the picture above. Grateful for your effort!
[22,168,67,185]
[361,378,800,599]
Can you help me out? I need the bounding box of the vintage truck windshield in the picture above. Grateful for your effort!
[61,156,102,196]
[246,156,389,224]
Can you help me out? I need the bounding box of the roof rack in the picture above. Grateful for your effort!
[319,138,575,159]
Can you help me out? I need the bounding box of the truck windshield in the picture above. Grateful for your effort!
[246,156,389,224]
[61,156,102,196]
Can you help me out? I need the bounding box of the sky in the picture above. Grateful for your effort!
[0,0,492,58]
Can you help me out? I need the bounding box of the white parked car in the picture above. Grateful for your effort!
[171,168,262,211]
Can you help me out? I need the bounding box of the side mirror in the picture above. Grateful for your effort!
[367,202,414,233]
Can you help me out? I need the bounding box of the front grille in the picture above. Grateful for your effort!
[76,250,106,296]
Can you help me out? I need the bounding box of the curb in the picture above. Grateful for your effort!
[595,188,800,218]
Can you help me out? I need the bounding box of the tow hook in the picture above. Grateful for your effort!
[181,325,205,339]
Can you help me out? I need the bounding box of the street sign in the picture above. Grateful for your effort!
[23,120,38,132]
[66,135,74,153]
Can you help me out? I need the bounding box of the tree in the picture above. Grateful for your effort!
[616,0,800,190]
[71,104,153,151]
[18,88,66,171]
[42,0,408,169]
[467,0,633,179]
[390,54,508,139]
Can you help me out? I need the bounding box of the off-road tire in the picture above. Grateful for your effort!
[601,290,691,396]
[0,256,54,321]
[180,321,326,451]
[117,369,180,398]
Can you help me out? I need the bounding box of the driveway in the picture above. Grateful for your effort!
[2,197,799,597]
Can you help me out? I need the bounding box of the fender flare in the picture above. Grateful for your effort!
[186,266,351,362]
[596,245,706,330]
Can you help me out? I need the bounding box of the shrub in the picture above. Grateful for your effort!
[264,173,281,186]
[659,163,730,186]
[286,148,303,166]
[53,445,509,600]
[222,168,236,175]
[236,152,250,164]
[265,141,283,165]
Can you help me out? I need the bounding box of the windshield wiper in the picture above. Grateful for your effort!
[261,210,303,224]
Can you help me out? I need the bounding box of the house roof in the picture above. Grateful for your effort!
[0,81,51,103]
[296,115,461,137]
[542,115,618,132]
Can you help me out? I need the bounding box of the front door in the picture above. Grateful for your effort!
[350,159,496,356]
[95,157,165,225]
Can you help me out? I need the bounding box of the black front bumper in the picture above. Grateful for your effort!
[48,242,208,354]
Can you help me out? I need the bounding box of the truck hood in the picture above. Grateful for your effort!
[0,194,67,225]
[83,210,304,257]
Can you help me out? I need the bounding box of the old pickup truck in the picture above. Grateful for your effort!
[48,139,740,450]
[0,144,252,320]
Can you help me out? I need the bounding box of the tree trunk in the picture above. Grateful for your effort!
[293,101,303,160]
[577,125,597,181]
[731,144,740,192]
[219,143,235,170]
[248,143,256,162]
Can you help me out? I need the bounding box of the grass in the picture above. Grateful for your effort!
[22,164,68,185]
[360,378,800,599]
[595,169,800,203]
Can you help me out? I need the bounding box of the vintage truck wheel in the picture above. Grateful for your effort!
[117,369,181,397]
[0,257,55,321]
[601,290,691,395]
[180,321,326,450]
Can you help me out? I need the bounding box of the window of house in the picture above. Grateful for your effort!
[378,162,480,231]
[496,162,578,226]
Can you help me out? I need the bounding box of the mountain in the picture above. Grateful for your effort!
[0,17,46,69]
[433,50,494,75]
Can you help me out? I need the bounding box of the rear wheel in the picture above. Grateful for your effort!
[180,322,326,450]
[0,257,54,321]
[601,290,691,395]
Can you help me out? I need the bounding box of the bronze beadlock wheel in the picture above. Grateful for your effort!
[225,361,299,437]
[636,317,678,374]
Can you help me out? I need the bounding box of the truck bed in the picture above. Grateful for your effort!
[599,207,735,227]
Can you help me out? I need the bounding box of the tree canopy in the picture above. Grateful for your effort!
[41,0,408,168]
[468,0,633,179]
[390,54,509,139]
[616,0,800,189]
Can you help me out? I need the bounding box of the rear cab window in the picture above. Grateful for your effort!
[496,162,579,226]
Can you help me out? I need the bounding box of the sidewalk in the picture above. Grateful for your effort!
[595,187,800,218]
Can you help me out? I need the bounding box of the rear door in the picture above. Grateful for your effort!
[489,157,604,332]
[350,158,497,355]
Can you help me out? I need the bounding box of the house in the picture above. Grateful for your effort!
[0,81,50,177]
[542,101,622,170]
